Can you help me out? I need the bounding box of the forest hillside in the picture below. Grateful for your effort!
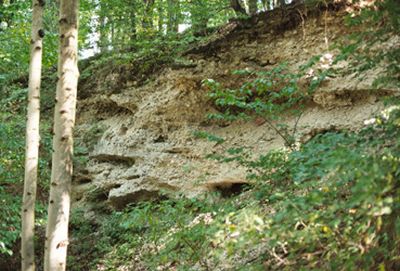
[0,0,399,270]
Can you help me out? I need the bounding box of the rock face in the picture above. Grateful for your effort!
[73,7,399,210]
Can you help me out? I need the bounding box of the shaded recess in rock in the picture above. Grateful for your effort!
[205,180,250,198]
[75,176,92,185]
[90,183,123,202]
[109,189,167,209]
[90,154,136,167]
[154,134,167,143]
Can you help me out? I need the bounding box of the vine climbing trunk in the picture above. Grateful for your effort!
[21,0,44,270]
[43,0,79,269]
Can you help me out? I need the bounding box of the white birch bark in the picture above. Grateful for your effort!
[21,0,44,270]
[44,0,79,269]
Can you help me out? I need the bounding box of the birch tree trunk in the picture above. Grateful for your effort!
[21,0,44,270]
[44,0,79,269]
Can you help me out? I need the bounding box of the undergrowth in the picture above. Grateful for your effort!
[203,59,327,148]
[1,0,399,269]
[338,0,400,88]
[0,116,50,257]
[0,77,53,258]
[79,32,204,92]
[68,101,400,270]
[68,1,400,269]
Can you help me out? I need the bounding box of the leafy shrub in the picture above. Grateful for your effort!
[0,112,51,256]
[203,62,327,148]
[69,102,400,270]
[337,0,400,88]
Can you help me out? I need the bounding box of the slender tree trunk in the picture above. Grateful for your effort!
[44,0,79,269]
[260,0,268,10]
[116,15,122,46]
[21,0,44,270]
[247,0,258,15]
[111,20,115,46]
[0,0,4,30]
[130,10,136,41]
[98,4,107,52]
[167,0,179,34]
[190,0,209,35]
[142,0,155,31]
[5,0,15,27]
[157,0,164,33]
[230,0,247,16]
[173,0,180,32]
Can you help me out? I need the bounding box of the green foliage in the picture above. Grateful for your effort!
[336,0,400,88]
[68,102,400,270]
[205,62,328,120]
[69,196,236,270]
[1,0,399,268]
[0,112,50,256]
[184,0,233,34]
[79,32,206,92]
[0,0,31,83]
[66,3,400,268]
[253,107,400,269]
[77,123,106,152]
[0,81,52,256]
[0,0,59,84]
[193,130,225,144]
[204,63,326,147]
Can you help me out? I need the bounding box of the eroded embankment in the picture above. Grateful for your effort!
[73,3,399,211]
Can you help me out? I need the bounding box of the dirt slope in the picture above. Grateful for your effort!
[73,3,399,210]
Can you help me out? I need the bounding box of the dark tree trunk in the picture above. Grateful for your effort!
[130,10,137,41]
[248,0,258,15]
[157,0,164,33]
[190,0,209,35]
[167,0,179,34]
[261,0,268,10]
[98,3,107,52]
[230,0,246,16]
[142,0,155,31]
[0,0,4,30]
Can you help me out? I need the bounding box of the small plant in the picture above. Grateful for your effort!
[336,0,400,88]
[64,102,400,270]
[193,130,225,145]
[0,112,51,256]
[203,63,326,148]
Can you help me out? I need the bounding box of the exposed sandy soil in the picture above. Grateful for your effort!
[73,4,399,210]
